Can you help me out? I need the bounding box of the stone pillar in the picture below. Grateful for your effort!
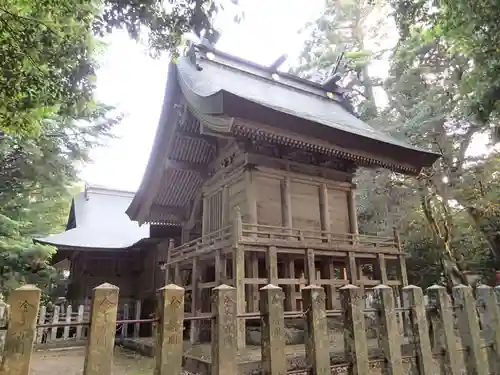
[155,284,184,375]
[1,285,41,375]
[211,285,238,375]
[402,285,434,375]
[452,285,488,375]
[427,285,461,375]
[373,285,403,374]
[340,284,368,375]
[302,285,329,375]
[260,285,286,375]
[83,283,119,375]
[476,285,500,375]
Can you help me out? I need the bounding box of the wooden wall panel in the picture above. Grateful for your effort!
[327,188,350,233]
[228,177,248,222]
[290,181,321,230]
[255,175,282,226]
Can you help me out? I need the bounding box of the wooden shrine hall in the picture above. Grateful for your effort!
[35,186,159,322]
[127,42,440,347]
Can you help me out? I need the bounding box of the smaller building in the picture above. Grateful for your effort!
[35,185,161,311]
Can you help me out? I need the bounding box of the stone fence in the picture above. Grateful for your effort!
[1,282,500,375]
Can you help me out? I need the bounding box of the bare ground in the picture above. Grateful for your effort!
[30,347,155,375]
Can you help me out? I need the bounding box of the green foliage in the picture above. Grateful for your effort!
[0,0,239,136]
[0,0,236,295]
[298,0,500,287]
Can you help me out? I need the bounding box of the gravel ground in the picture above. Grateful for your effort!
[30,347,156,375]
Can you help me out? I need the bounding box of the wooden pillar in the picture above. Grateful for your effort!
[267,246,278,285]
[1,285,41,375]
[155,285,184,375]
[375,253,389,284]
[248,253,260,312]
[347,188,358,235]
[325,260,338,309]
[305,248,315,285]
[83,283,119,375]
[202,193,209,236]
[284,258,297,311]
[164,239,175,285]
[280,177,293,229]
[215,249,223,285]
[212,285,238,375]
[181,227,190,244]
[189,257,200,344]
[173,263,181,285]
[318,183,331,241]
[246,171,258,236]
[221,185,229,226]
[347,252,357,285]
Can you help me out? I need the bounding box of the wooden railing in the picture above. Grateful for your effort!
[241,223,397,249]
[168,225,233,263]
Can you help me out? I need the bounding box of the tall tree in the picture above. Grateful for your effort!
[0,0,239,135]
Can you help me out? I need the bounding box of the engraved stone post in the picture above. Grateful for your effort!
[374,285,403,374]
[402,285,434,375]
[452,285,488,375]
[155,284,184,375]
[0,285,41,375]
[340,284,369,375]
[426,285,460,375]
[260,284,286,375]
[302,285,329,375]
[211,285,238,375]
[83,283,119,375]
[476,285,500,374]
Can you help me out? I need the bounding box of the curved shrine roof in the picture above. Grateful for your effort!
[35,186,150,250]
[127,46,441,225]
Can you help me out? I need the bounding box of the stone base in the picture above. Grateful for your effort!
[245,317,378,345]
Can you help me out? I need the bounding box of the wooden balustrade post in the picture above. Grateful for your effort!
[302,285,329,375]
[340,284,369,375]
[452,285,488,375]
[121,304,129,339]
[83,283,119,375]
[402,285,434,375]
[63,305,72,339]
[426,285,461,375]
[134,300,142,338]
[476,285,500,374]
[1,285,41,375]
[211,285,238,375]
[50,305,60,341]
[374,285,403,374]
[260,285,286,375]
[36,305,46,344]
[155,284,184,375]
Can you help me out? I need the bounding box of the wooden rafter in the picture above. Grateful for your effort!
[165,159,209,177]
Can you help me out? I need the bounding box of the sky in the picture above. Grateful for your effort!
[80,0,324,192]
